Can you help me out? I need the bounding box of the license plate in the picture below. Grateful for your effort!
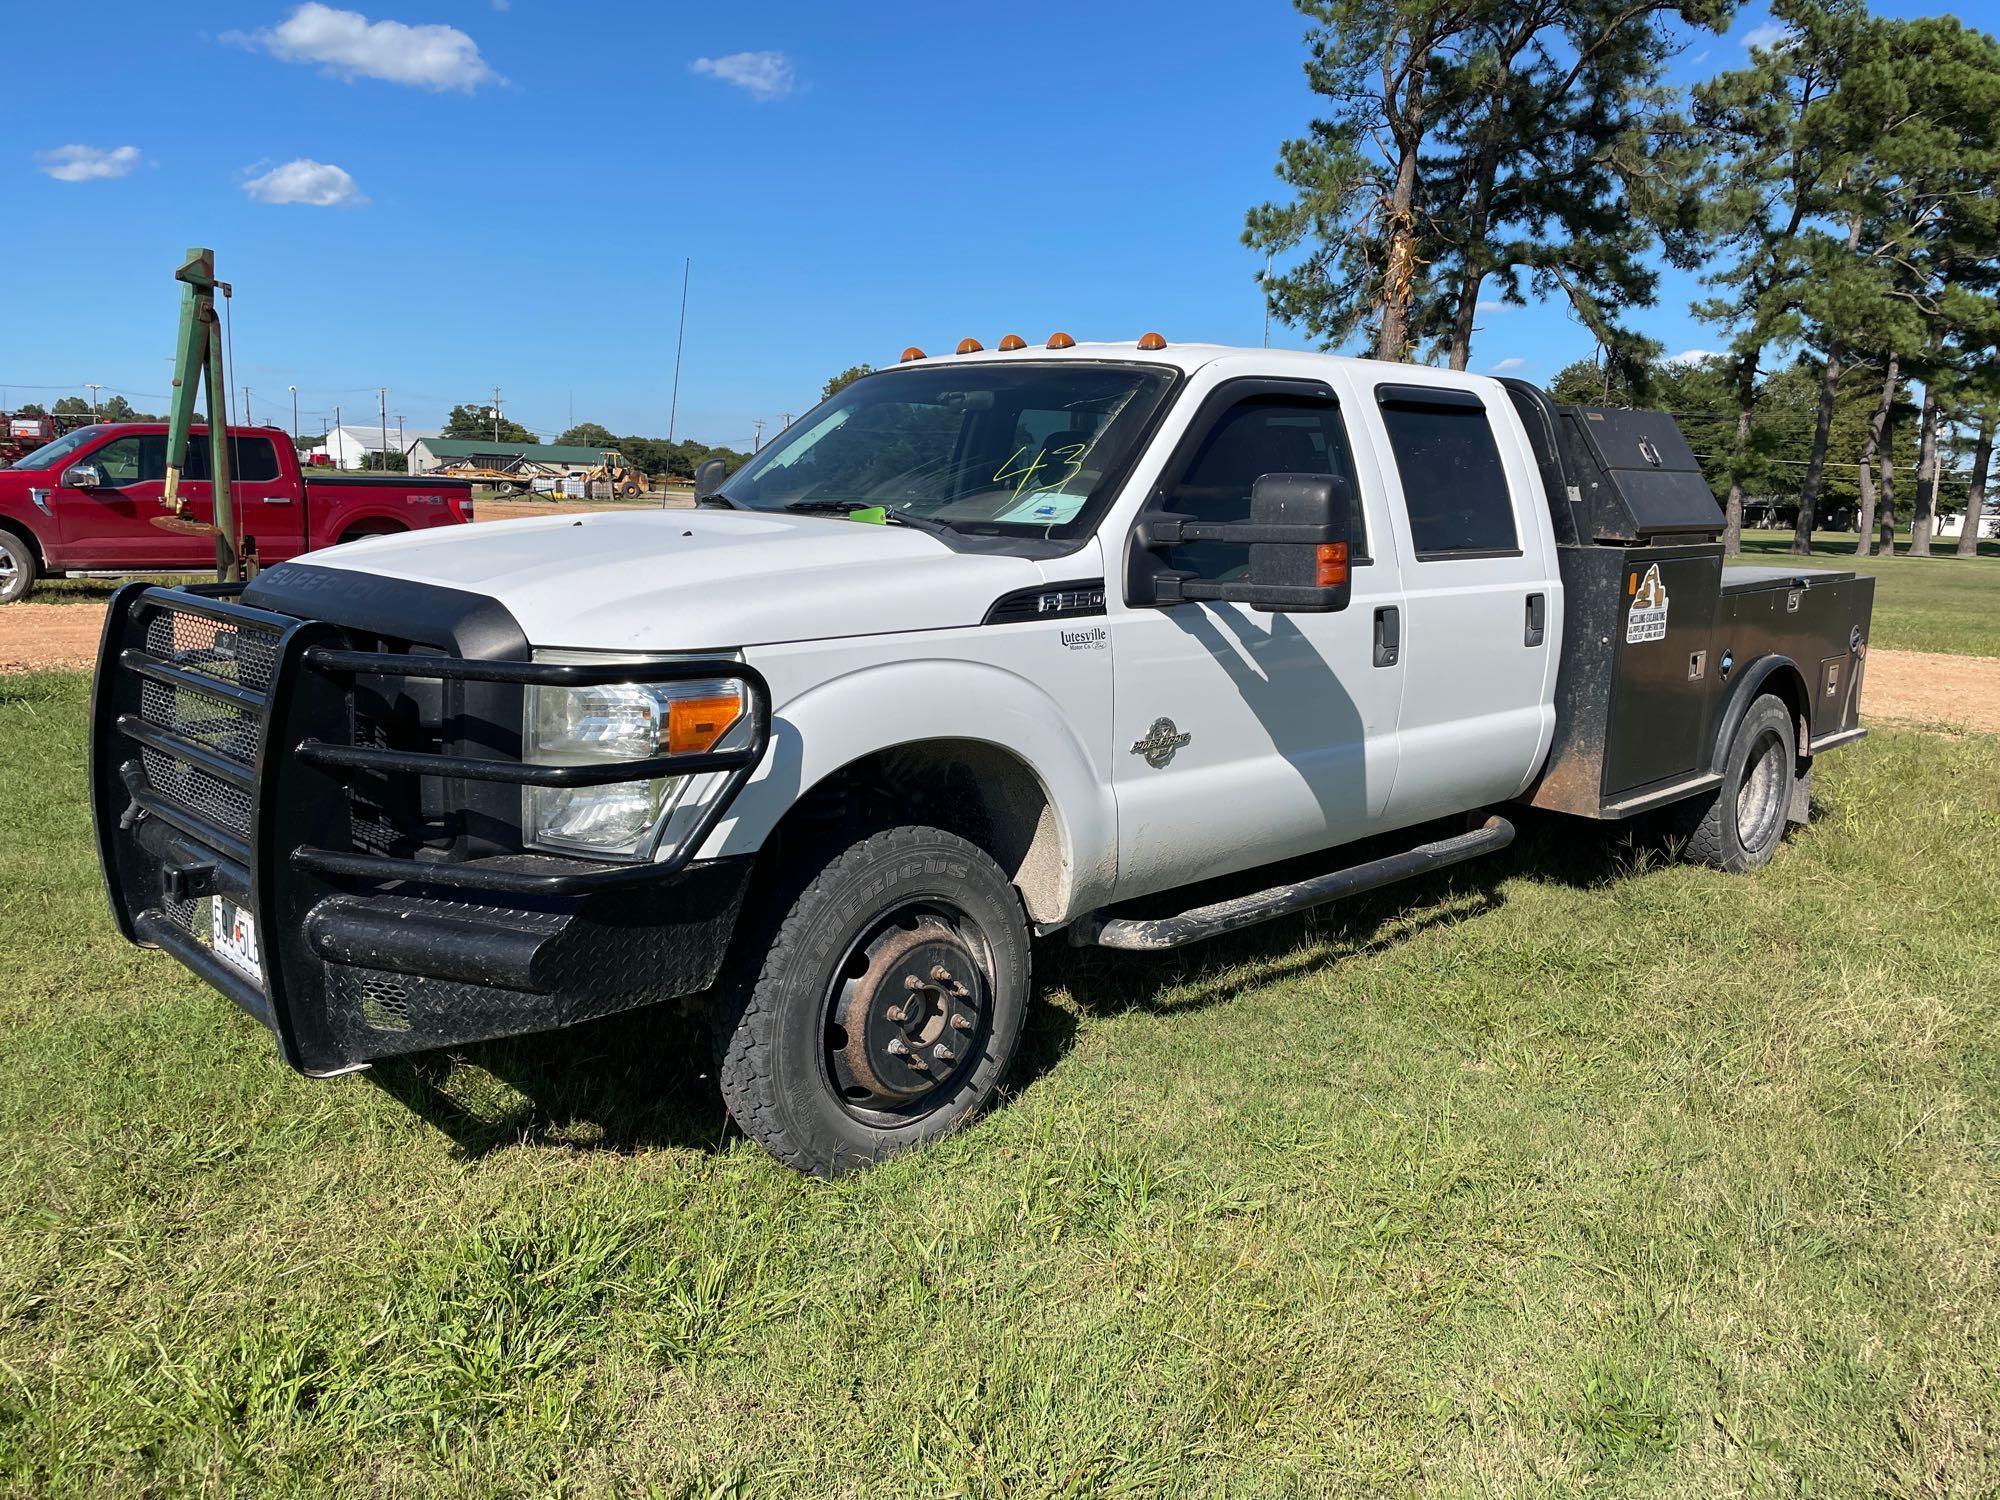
[211,898,263,983]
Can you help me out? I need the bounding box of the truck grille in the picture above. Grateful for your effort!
[134,602,283,842]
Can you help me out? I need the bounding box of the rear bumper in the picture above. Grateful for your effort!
[90,580,766,1074]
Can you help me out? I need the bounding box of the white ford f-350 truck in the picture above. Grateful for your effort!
[90,336,1873,1175]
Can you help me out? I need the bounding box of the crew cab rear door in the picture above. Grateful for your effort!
[1343,376,1558,823]
[1108,378,1406,900]
[218,432,307,562]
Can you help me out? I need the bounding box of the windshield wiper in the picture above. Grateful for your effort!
[781,500,951,535]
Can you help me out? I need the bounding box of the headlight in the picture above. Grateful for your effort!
[523,677,747,859]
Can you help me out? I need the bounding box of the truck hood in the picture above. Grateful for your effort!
[285,508,1055,651]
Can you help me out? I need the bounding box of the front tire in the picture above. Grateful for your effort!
[1670,693,1798,872]
[714,825,1030,1177]
[0,531,37,604]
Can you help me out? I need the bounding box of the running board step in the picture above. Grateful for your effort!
[1078,815,1516,952]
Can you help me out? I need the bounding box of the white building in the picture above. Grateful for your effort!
[316,424,437,470]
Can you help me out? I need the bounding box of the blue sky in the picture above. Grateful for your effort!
[0,1,1974,448]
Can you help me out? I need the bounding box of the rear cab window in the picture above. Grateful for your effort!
[1374,384,1520,559]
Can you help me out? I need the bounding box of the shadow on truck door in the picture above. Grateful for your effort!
[366,809,1654,1163]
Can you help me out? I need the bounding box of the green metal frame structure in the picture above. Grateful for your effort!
[161,247,240,581]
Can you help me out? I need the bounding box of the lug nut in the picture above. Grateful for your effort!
[931,965,953,983]
[886,1005,907,1023]
[905,975,925,990]
[908,1055,930,1072]
[885,1038,909,1056]
[950,982,969,997]
[932,1043,954,1063]
[948,1013,972,1031]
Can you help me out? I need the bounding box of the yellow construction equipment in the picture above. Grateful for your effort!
[580,450,651,499]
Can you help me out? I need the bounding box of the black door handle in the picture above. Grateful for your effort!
[1524,593,1546,648]
[1374,605,1400,667]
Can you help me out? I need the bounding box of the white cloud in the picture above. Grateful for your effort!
[689,51,794,101]
[1741,21,1789,50]
[225,3,500,92]
[36,145,142,182]
[1487,357,1528,374]
[242,159,367,207]
[1475,299,1510,314]
[1667,348,1724,367]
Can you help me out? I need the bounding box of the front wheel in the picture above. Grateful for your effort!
[714,826,1030,1177]
[0,531,37,604]
[1669,693,1798,872]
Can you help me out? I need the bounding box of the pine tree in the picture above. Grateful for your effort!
[1244,0,1724,367]
[1690,0,1874,554]
[1794,13,2000,555]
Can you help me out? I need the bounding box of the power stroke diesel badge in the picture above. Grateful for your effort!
[1130,717,1192,769]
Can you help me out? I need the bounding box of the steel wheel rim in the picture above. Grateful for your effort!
[821,899,994,1125]
[1736,727,1787,853]
[0,548,18,593]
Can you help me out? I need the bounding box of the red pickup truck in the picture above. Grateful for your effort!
[0,423,474,603]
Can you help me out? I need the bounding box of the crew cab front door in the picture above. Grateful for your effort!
[1109,380,1406,902]
[54,434,208,568]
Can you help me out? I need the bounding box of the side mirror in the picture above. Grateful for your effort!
[62,463,103,490]
[693,456,729,504]
[1131,473,1353,613]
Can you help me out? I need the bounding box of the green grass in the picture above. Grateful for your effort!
[1730,530,2000,658]
[3,671,1997,1496]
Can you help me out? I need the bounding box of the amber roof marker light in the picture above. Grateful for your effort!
[1137,331,1168,351]
[956,337,984,354]
[998,334,1027,351]
[900,346,926,363]
[1046,331,1076,349]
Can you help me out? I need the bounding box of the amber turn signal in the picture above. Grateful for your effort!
[1046,331,1076,349]
[1315,542,1350,589]
[900,346,926,363]
[956,337,984,354]
[666,693,744,756]
[998,334,1027,351]
[1137,331,1167,350]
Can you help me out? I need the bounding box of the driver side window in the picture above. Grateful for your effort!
[81,435,167,486]
[1158,396,1367,580]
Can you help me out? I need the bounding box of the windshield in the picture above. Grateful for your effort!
[719,362,1176,545]
[7,425,103,471]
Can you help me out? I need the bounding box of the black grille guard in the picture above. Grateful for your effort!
[90,580,771,1073]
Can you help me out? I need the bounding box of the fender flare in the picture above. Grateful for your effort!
[700,658,1118,922]
[1711,653,1810,773]
[333,511,411,543]
[0,515,47,558]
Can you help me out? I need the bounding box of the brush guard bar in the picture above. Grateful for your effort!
[91,581,770,1074]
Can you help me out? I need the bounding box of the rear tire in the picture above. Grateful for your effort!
[337,521,405,545]
[1669,693,1797,872]
[714,825,1030,1177]
[0,530,37,604]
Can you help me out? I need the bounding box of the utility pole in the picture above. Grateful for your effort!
[668,256,690,443]
[395,413,405,459]
[289,385,298,443]
[490,386,505,443]
[335,404,342,468]
[780,412,793,432]
[86,383,101,419]
[753,418,765,452]
[242,386,253,423]
[377,388,389,473]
